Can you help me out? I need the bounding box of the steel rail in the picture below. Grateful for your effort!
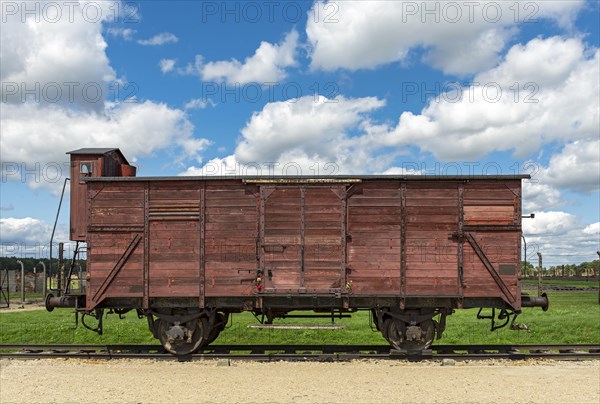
[1,344,599,361]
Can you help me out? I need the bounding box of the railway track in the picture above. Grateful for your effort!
[1,344,599,361]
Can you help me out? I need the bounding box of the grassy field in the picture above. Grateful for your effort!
[522,279,599,288]
[1,291,598,346]
[6,292,45,300]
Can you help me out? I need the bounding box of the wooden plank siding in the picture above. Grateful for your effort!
[347,183,401,294]
[260,186,345,293]
[86,182,145,307]
[404,182,459,296]
[204,184,258,296]
[462,181,521,308]
[85,178,523,310]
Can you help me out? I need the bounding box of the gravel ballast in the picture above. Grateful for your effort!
[1,358,598,403]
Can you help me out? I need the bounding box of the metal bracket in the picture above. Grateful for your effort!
[81,309,103,335]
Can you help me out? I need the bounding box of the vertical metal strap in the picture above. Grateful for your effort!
[86,184,93,309]
[400,182,407,303]
[514,181,523,282]
[300,186,305,288]
[259,187,265,283]
[458,182,465,298]
[340,186,347,291]
[143,183,149,309]
[514,181,522,225]
[199,183,206,308]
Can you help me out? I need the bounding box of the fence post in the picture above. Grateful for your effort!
[39,261,47,298]
[57,243,64,296]
[17,260,24,307]
[597,251,599,305]
[537,252,542,297]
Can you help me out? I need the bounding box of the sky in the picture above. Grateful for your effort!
[0,0,599,268]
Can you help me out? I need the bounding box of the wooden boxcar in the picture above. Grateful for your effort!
[47,149,548,354]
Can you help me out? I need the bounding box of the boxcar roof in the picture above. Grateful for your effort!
[68,148,130,164]
[85,174,530,182]
[67,148,120,154]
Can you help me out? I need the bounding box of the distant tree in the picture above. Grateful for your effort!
[521,261,535,276]
[0,257,86,274]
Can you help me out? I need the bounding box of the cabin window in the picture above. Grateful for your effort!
[80,162,92,175]
[79,162,93,184]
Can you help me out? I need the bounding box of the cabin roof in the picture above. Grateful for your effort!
[67,148,129,164]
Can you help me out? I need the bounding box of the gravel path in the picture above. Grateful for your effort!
[1,358,598,403]
[0,299,45,312]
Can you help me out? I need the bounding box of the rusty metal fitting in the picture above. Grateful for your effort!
[45,294,78,312]
[521,293,549,311]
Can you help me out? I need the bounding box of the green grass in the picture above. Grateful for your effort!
[522,278,600,288]
[6,292,44,300]
[440,292,600,344]
[1,292,598,346]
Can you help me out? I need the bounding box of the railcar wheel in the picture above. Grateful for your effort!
[205,312,226,345]
[386,319,435,352]
[381,318,392,341]
[156,316,208,355]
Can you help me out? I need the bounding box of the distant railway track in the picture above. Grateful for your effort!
[1,344,599,361]
[521,285,599,292]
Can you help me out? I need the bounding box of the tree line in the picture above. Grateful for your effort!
[521,260,599,277]
[0,257,86,274]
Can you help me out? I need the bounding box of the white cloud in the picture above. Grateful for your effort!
[1,1,117,110]
[523,213,599,266]
[0,1,211,191]
[174,30,298,84]
[177,137,213,162]
[184,98,214,110]
[0,101,210,191]
[182,95,392,176]
[521,182,563,213]
[236,95,384,163]
[0,217,54,245]
[180,36,598,193]
[106,27,135,40]
[306,1,585,74]
[0,217,72,257]
[583,222,600,236]
[541,140,600,193]
[137,32,178,46]
[159,58,176,73]
[478,36,587,87]
[380,37,599,160]
[523,211,578,236]
[182,155,243,177]
[379,167,422,175]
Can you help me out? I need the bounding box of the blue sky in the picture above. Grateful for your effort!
[1,0,599,267]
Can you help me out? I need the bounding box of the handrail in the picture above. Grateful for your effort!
[49,177,69,296]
